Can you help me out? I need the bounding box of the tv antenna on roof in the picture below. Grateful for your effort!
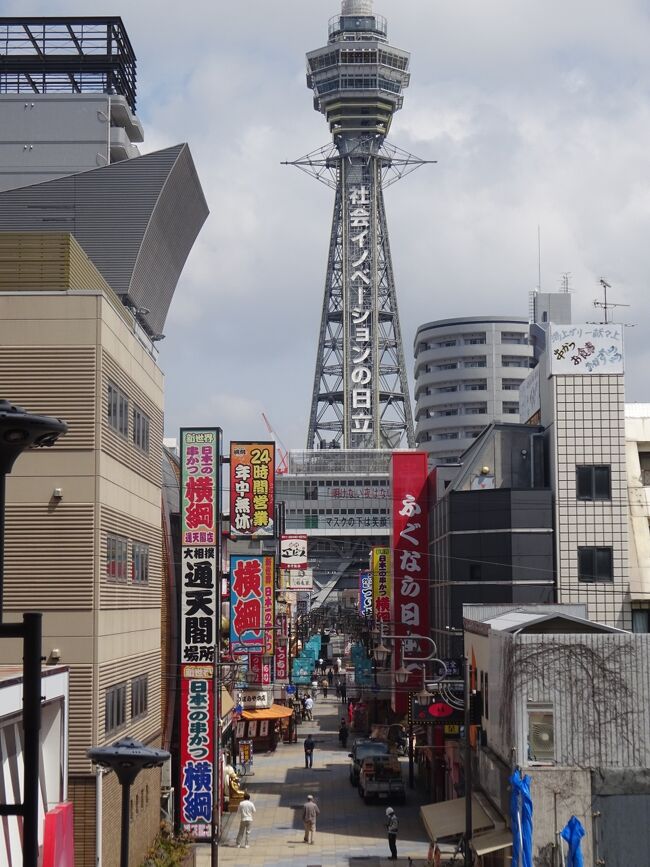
[592,278,630,324]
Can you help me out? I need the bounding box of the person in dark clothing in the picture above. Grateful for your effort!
[385,807,398,859]
[304,734,315,768]
[340,680,347,703]
[338,717,349,748]
[327,668,334,686]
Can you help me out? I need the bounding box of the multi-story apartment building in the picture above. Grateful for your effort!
[414,316,535,463]
[625,403,650,632]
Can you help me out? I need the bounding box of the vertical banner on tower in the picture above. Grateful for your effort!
[371,546,392,624]
[346,175,374,442]
[179,428,221,838]
[230,555,274,654]
[230,442,275,537]
[391,452,429,714]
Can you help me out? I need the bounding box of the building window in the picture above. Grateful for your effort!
[501,332,529,345]
[105,682,127,734]
[132,405,150,454]
[132,541,149,585]
[464,381,487,391]
[131,674,149,720]
[437,363,458,370]
[463,357,487,368]
[502,378,523,391]
[107,534,128,582]
[527,705,554,764]
[503,401,519,414]
[578,546,613,582]
[632,610,650,633]
[576,465,611,500]
[107,382,129,437]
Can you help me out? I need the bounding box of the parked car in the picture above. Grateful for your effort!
[358,754,405,804]
[348,737,389,785]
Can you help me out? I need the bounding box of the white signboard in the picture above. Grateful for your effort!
[549,324,624,375]
[519,364,541,423]
[280,534,308,570]
[240,689,271,709]
[283,568,314,591]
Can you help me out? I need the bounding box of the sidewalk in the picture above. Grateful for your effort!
[194,696,431,867]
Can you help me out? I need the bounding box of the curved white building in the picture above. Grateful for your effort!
[414,316,535,462]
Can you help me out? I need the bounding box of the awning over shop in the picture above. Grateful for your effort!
[420,795,494,842]
[472,828,513,856]
[242,703,294,721]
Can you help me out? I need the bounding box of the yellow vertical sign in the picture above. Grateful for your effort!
[371,546,391,622]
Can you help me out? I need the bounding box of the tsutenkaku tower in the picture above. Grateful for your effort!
[292,0,428,450]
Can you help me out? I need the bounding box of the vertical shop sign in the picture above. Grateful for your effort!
[391,452,429,714]
[275,644,288,681]
[230,555,274,654]
[280,534,308,570]
[371,546,392,623]
[179,665,214,839]
[179,429,220,837]
[181,547,217,664]
[230,442,275,537]
[359,570,373,617]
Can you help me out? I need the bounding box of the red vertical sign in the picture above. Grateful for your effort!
[391,452,430,714]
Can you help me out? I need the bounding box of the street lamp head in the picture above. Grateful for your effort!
[0,400,68,474]
[394,665,410,685]
[373,642,390,665]
[88,738,170,786]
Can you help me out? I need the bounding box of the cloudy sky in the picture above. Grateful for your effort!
[12,0,650,447]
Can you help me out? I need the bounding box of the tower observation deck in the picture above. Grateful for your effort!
[291,0,429,449]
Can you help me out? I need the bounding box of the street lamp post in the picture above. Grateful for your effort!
[0,400,67,867]
[88,739,170,867]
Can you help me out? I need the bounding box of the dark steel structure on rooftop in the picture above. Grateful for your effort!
[0,17,137,112]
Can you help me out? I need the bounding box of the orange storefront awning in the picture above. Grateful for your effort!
[242,703,294,721]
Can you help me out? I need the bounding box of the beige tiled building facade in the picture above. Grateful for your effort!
[0,234,164,866]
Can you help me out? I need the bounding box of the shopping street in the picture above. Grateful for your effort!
[194,695,432,867]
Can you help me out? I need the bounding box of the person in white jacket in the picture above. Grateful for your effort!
[235,794,256,848]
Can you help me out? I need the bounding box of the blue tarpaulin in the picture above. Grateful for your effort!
[509,771,522,867]
[509,770,533,867]
[520,773,533,867]
[561,815,585,867]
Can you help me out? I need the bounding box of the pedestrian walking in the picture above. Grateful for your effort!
[385,807,398,859]
[302,794,320,844]
[311,677,319,698]
[317,657,324,673]
[320,676,328,698]
[304,694,313,721]
[327,668,334,686]
[335,680,341,699]
[304,733,315,768]
[340,680,347,703]
[235,793,256,848]
[338,717,349,748]
[335,656,342,671]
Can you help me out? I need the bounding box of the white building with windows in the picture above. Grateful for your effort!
[463,605,650,866]
[413,316,535,463]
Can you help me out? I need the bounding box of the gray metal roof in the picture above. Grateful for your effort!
[0,143,208,335]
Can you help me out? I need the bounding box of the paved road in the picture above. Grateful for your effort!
[194,696,431,867]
